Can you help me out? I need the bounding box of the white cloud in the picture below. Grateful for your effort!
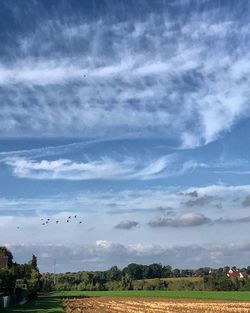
[148,212,250,228]
[0,184,250,214]
[95,240,112,249]
[114,220,139,230]
[149,213,211,228]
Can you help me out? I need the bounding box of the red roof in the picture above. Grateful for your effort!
[228,271,247,278]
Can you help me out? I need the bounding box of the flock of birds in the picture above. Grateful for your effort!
[16,215,83,229]
[41,215,83,225]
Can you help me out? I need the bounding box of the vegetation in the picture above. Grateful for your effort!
[133,277,204,291]
[0,246,41,307]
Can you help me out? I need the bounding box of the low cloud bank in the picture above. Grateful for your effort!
[8,241,250,272]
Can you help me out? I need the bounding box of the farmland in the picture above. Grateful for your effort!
[64,297,250,313]
[5,291,250,312]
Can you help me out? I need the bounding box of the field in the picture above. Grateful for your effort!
[60,291,250,313]
[5,291,250,312]
[64,297,250,313]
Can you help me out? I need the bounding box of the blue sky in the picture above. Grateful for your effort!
[1,0,250,272]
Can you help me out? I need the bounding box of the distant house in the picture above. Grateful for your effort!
[0,256,9,269]
[227,266,248,279]
[209,269,218,275]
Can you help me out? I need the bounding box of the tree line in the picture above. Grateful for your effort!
[40,263,250,292]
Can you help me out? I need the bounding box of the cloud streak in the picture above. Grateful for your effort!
[4,156,170,180]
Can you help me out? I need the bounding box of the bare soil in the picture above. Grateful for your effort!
[64,297,250,313]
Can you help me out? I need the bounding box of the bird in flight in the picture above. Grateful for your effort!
[56,221,59,224]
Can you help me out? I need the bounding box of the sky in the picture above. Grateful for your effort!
[1,0,250,273]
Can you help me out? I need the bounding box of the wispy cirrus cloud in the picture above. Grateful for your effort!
[4,156,170,180]
[1,5,250,147]
[1,144,209,180]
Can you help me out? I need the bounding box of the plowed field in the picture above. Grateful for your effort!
[64,297,250,313]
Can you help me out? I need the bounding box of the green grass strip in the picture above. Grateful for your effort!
[54,290,250,301]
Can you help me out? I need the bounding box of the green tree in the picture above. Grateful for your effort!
[162,265,172,278]
[106,266,122,281]
[28,268,40,289]
[123,263,144,280]
[31,255,38,271]
[0,269,16,291]
[172,268,181,277]
[121,274,133,290]
[144,263,163,279]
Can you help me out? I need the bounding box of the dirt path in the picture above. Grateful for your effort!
[64,297,250,313]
